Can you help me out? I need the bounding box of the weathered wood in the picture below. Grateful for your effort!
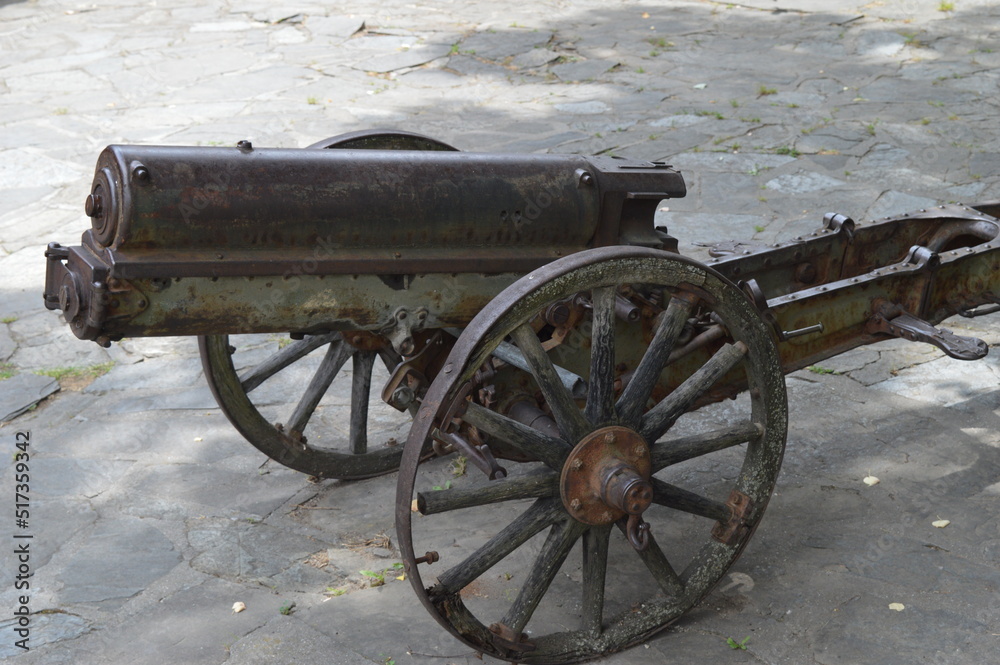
[511,323,590,442]
[349,350,376,454]
[201,334,406,479]
[435,498,563,596]
[285,340,352,436]
[650,477,729,522]
[651,421,762,473]
[463,402,570,471]
[581,525,611,636]
[417,471,559,515]
[640,342,747,442]
[616,296,693,426]
[239,332,340,393]
[395,249,789,663]
[625,529,684,597]
[501,517,588,634]
[585,286,618,426]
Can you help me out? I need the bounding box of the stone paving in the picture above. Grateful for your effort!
[1,0,1000,663]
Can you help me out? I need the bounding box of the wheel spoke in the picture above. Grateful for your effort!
[377,346,402,372]
[640,342,748,443]
[586,287,618,426]
[500,517,587,635]
[349,350,376,454]
[650,478,730,522]
[651,421,763,473]
[463,402,570,471]
[285,340,353,437]
[417,471,559,515]
[510,324,590,443]
[581,525,611,635]
[616,295,694,427]
[618,525,684,597]
[239,332,340,393]
[434,498,564,597]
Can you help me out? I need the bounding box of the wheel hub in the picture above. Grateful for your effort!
[559,426,652,526]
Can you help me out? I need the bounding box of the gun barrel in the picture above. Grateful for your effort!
[44,145,686,343]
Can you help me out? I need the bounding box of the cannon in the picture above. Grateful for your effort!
[43,131,1000,662]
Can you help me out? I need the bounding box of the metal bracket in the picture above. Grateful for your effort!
[381,306,428,356]
[868,302,988,360]
[822,212,856,242]
[489,622,536,653]
[740,279,823,342]
[711,489,754,546]
[432,428,507,480]
[381,331,448,411]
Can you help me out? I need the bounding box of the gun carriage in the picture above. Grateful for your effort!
[43,131,1000,662]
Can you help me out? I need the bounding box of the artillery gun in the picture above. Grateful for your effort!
[44,131,999,662]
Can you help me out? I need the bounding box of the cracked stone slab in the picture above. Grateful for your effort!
[30,458,133,499]
[0,501,97,593]
[511,47,559,69]
[0,612,92,660]
[459,29,553,61]
[105,386,218,414]
[31,575,290,664]
[866,190,940,221]
[113,462,305,521]
[765,171,846,194]
[305,16,366,40]
[299,579,464,665]
[869,353,1000,407]
[0,373,59,421]
[550,58,617,81]
[228,615,375,665]
[670,151,797,173]
[351,43,452,73]
[84,355,204,394]
[655,212,772,260]
[553,100,610,115]
[649,114,711,129]
[55,519,182,606]
[187,518,335,588]
[0,324,14,362]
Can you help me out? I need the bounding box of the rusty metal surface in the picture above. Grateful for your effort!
[705,203,1000,374]
[558,426,651,526]
[44,143,684,343]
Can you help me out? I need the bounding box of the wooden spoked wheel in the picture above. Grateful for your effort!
[396,246,787,662]
[198,130,456,479]
[199,333,413,479]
